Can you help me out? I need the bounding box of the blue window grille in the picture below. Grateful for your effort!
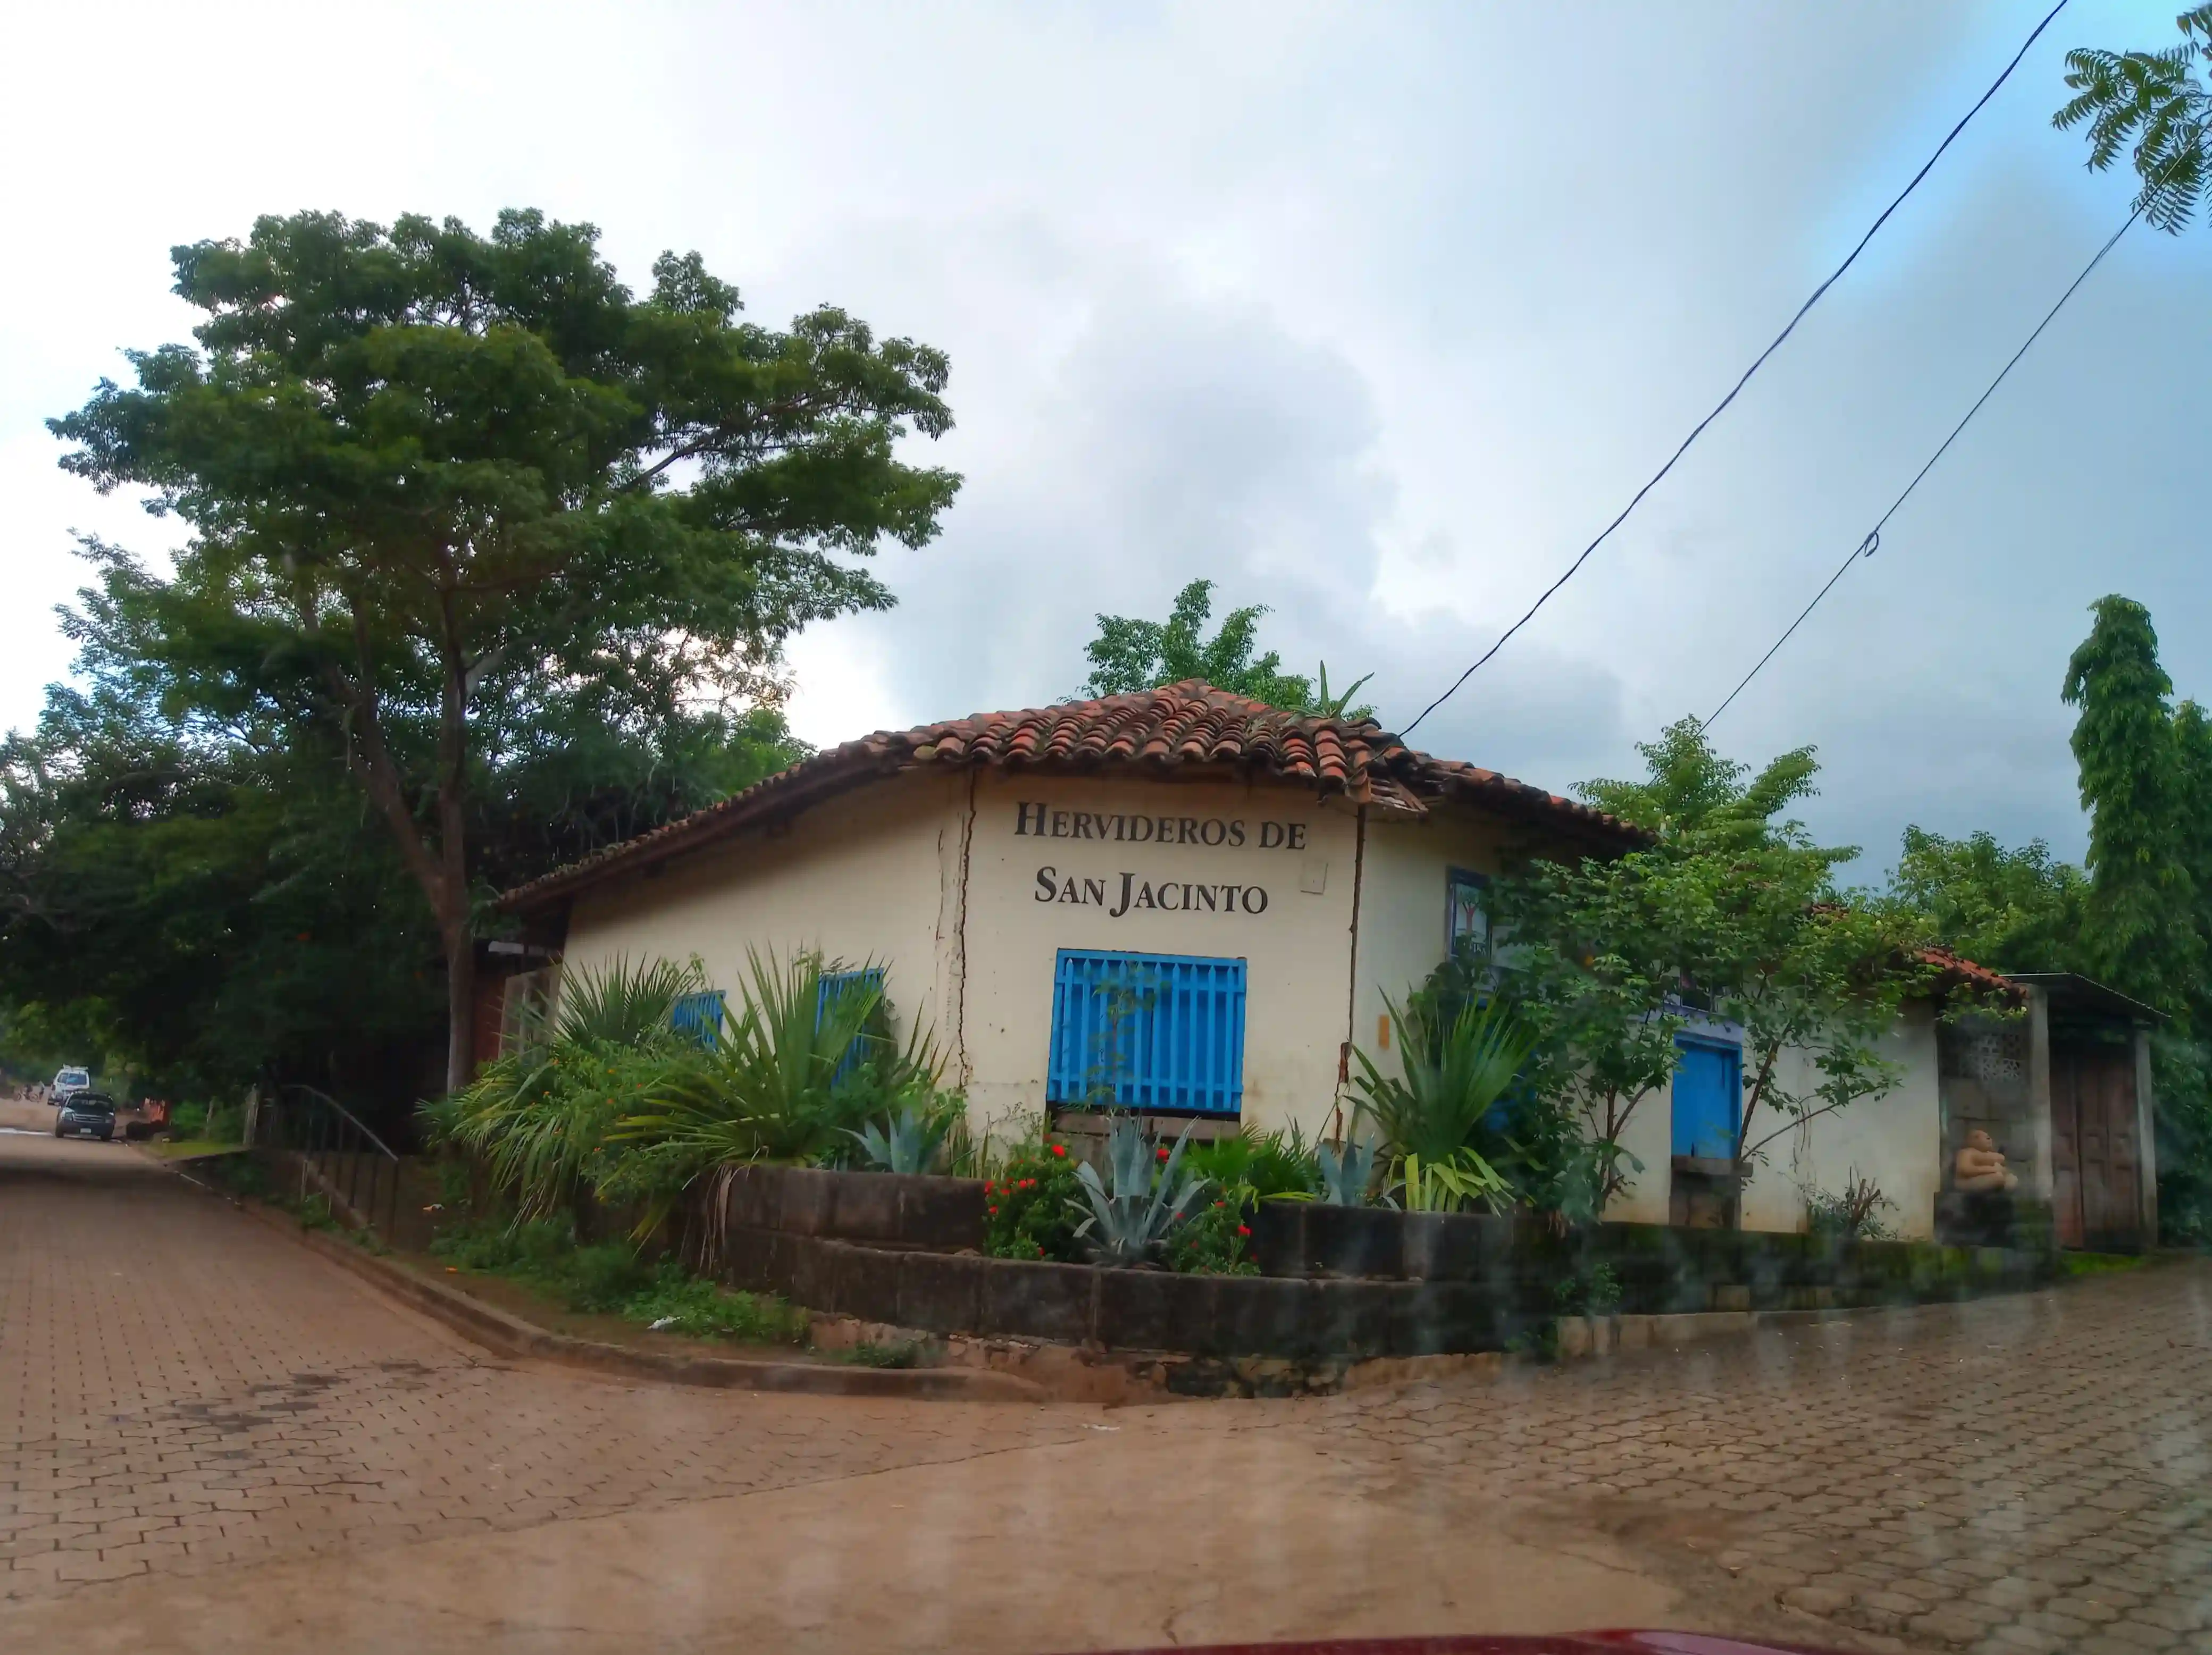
[671,990,726,1048]
[817,966,886,1086]
[1670,1035,1742,1160]
[1045,949,1246,1116]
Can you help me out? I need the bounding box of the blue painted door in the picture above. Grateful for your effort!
[1671,1037,1741,1160]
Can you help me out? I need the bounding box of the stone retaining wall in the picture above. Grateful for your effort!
[692,1164,2057,1360]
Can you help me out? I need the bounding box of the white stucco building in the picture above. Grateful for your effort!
[496,682,2155,1247]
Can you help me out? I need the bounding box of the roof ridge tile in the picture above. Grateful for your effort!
[499,678,1645,909]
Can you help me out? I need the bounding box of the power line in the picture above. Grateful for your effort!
[1701,145,2186,730]
[1397,0,2070,741]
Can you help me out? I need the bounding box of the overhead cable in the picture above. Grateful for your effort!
[1701,138,2190,730]
[1396,0,2070,740]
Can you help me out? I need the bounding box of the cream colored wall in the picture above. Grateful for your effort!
[1742,1002,1943,1241]
[557,771,965,1050]
[1351,805,1516,1066]
[1608,1079,1675,1227]
[1608,1003,1943,1239]
[958,770,1359,1140]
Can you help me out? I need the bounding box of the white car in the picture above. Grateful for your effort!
[51,1067,90,1104]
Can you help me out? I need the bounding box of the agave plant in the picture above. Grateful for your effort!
[1070,1116,1210,1264]
[847,1105,954,1175]
[1314,1137,1377,1206]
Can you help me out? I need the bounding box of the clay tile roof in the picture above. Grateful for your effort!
[1920,945,2024,1003]
[499,679,1645,911]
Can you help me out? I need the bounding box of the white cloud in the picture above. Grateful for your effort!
[4,0,2206,874]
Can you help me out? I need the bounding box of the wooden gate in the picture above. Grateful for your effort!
[2050,1039,2142,1251]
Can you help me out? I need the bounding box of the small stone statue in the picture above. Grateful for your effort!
[1953,1128,2019,1195]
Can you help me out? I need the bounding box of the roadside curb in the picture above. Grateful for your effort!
[150,1149,1046,1405]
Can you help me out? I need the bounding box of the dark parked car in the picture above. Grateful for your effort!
[53,1092,118,1141]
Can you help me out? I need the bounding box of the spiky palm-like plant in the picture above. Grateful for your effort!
[426,956,706,1221]
[1350,993,1540,1169]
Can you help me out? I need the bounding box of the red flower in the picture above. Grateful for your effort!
[1236,1225,1251,1237]
[1155,1145,1169,1161]
[988,1205,999,1215]
[1050,1144,1067,1156]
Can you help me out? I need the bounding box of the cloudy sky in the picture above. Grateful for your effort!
[2,1,2203,876]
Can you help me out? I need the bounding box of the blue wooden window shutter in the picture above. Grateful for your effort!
[1670,1035,1742,1160]
[671,990,727,1048]
[1045,949,1247,1116]
[817,966,886,1086]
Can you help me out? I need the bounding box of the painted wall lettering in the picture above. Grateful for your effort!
[1033,867,1270,918]
[1012,802,1307,850]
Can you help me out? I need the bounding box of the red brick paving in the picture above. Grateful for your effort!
[5,1117,2211,1655]
[0,1129,1091,1603]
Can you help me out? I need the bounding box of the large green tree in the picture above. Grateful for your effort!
[1886,827,2087,975]
[0,612,810,1114]
[0,684,443,1104]
[1080,578,1371,717]
[2062,595,2202,1014]
[50,209,958,1088]
[1492,720,1935,1215]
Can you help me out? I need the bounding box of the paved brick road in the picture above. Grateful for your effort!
[1305,1272,2212,1655]
[3,1112,2209,1655]
[0,1125,1091,1597]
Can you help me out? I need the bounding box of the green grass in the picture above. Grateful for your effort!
[430,1220,809,1346]
[2060,1250,2146,1277]
[840,1340,924,1370]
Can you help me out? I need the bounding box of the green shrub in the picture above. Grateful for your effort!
[841,1340,923,1368]
[613,949,933,1205]
[1164,1192,1258,1275]
[425,957,709,1222]
[431,1218,575,1274]
[560,1242,659,1313]
[985,1141,1088,1261]
[1351,995,1540,1167]
[430,1220,807,1343]
[1185,1124,1318,1202]
[1553,1262,1621,1314]
[623,1270,809,1342]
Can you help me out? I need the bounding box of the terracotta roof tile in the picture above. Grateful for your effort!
[500,679,1644,910]
[1920,945,2023,1002]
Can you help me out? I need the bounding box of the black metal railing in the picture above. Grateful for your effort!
[261,1084,405,1240]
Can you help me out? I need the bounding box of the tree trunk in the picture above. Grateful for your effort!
[445,924,476,1096]
[437,645,475,1095]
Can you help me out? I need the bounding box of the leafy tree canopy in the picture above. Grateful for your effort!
[1886,827,2087,976]
[1080,579,1372,718]
[2055,4,2212,233]
[48,208,957,1088]
[2062,594,2203,1014]
[0,637,808,1119]
[1577,717,1820,848]
[1492,718,1934,1202]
